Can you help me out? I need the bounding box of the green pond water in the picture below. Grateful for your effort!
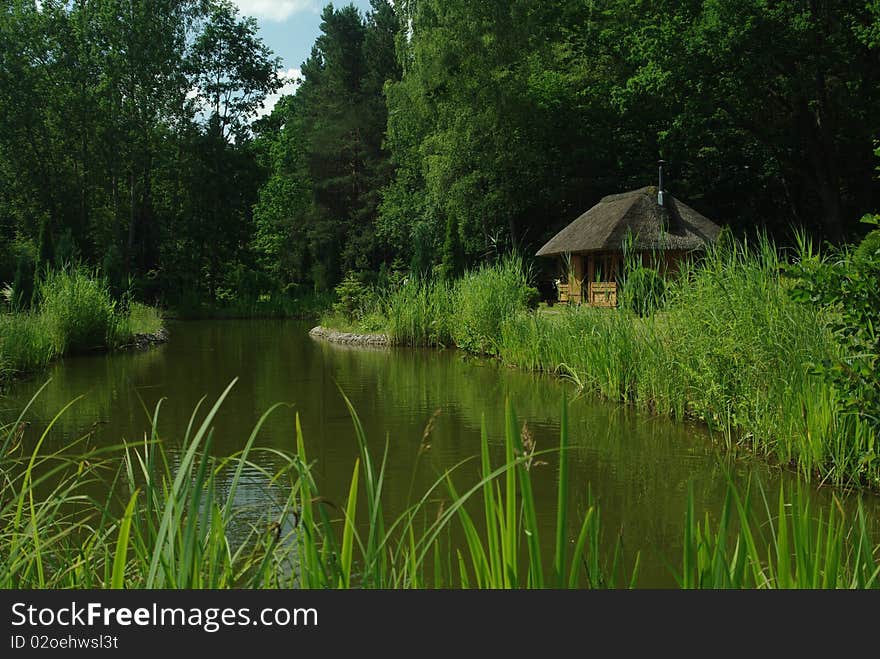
[3,319,878,586]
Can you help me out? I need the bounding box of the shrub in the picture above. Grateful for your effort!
[789,216,880,449]
[332,273,376,323]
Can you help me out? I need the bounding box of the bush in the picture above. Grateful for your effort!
[38,268,118,353]
[789,216,880,447]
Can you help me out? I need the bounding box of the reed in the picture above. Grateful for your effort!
[678,480,879,588]
[450,254,537,355]
[363,254,536,350]
[38,268,119,353]
[495,237,877,489]
[0,268,164,383]
[381,277,455,347]
[0,313,57,376]
[2,383,876,589]
[321,238,876,487]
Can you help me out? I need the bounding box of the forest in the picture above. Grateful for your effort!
[1,0,878,307]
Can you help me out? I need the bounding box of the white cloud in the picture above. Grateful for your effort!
[255,68,303,120]
[232,1,321,22]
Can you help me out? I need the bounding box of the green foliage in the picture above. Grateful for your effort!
[332,273,377,323]
[38,268,119,354]
[438,214,465,281]
[0,0,281,309]
[252,2,401,293]
[0,313,56,376]
[789,218,880,456]
[380,0,879,267]
[327,255,539,350]
[452,255,539,355]
[188,3,281,142]
[0,270,164,382]
[3,0,878,308]
[125,302,165,337]
[11,251,36,311]
[496,235,877,489]
[382,276,455,347]
[322,234,879,488]
[621,265,666,317]
[679,481,879,589]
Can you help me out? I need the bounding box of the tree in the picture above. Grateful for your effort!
[607,0,880,240]
[188,0,281,142]
[252,1,400,290]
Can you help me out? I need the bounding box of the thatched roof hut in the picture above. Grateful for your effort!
[536,186,721,257]
[537,185,722,306]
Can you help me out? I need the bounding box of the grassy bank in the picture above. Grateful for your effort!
[497,240,875,489]
[322,239,879,491]
[1,383,877,589]
[0,269,164,383]
[320,255,537,348]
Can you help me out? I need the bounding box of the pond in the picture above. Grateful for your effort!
[3,319,877,586]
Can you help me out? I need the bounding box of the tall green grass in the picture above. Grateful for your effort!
[39,268,120,353]
[0,268,164,383]
[122,302,164,337]
[326,254,537,351]
[382,277,455,347]
[323,237,877,488]
[451,255,538,355]
[0,313,56,376]
[679,481,879,588]
[495,236,877,489]
[2,383,877,589]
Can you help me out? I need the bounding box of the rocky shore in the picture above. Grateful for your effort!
[128,327,170,350]
[308,325,389,347]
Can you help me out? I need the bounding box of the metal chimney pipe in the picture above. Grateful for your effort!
[657,159,666,207]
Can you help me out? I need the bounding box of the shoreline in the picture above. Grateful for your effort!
[0,327,169,388]
[311,318,880,495]
[124,327,170,351]
[308,325,389,347]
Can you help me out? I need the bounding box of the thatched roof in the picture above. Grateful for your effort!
[536,186,721,257]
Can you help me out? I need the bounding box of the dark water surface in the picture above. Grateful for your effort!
[3,320,877,586]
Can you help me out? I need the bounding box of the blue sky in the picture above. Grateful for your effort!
[232,1,375,117]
